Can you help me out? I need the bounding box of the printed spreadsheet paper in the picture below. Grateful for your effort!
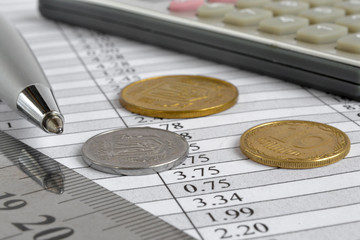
[1,1,360,239]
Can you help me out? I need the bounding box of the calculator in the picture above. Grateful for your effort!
[39,0,360,99]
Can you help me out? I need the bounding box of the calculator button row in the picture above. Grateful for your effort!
[235,0,271,8]
[196,4,359,35]
[298,6,345,23]
[259,16,309,35]
[296,23,348,44]
[168,0,360,54]
[168,0,360,13]
[197,3,235,18]
[264,1,310,16]
[223,8,273,26]
[301,0,341,7]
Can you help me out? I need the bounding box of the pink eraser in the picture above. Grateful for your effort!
[168,0,205,12]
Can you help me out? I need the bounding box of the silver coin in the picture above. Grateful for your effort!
[82,127,189,175]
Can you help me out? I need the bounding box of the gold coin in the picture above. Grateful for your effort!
[119,75,238,118]
[240,120,350,169]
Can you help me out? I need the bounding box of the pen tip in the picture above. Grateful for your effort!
[45,115,64,134]
[56,127,64,134]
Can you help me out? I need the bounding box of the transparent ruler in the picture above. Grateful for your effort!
[0,130,194,240]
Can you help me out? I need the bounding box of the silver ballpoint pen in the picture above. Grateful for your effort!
[0,14,64,134]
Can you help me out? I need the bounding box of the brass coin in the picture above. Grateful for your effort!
[240,120,350,169]
[119,75,238,118]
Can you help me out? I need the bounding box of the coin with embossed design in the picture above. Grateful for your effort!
[119,75,238,118]
[82,128,189,175]
[240,120,350,169]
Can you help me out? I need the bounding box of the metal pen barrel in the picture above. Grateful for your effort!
[0,14,64,134]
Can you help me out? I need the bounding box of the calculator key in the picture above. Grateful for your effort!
[208,0,237,3]
[298,6,346,23]
[197,3,234,18]
[223,8,273,26]
[259,16,309,35]
[168,0,204,12]
[235,0,271,8]
[296,23,348,44]
[334,0,360,14]
[301,0,341,7]
[336,33,360,53]
[264,1,309,15]
[336,14,360,32]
